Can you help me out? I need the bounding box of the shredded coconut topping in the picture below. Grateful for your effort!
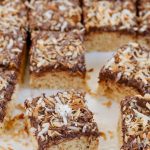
[0,0,27,34]
[121,95,150,149]
[27,0,83,31]
[25,90,99,145]
[83,0,137,32]
[101,42,150,94]
[30,31,86,74]
[0,32,26,69]
[138,0,150,33]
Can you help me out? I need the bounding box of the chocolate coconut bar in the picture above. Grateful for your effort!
[137,0,150,48]
[120,94,150,150]
[0,0,27,34]
[98,43,150,102]
[0,31,27,82]
[29,31,86,89]
[24,90,99,150]
[0,69,17,128]
[83,0,138,51]
[28,0,83,31]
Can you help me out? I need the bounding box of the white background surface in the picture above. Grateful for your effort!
[0,52,120,150]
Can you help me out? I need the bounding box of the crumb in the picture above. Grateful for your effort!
[108,131,114,139]
[102,100,112,108]
[88,68,94,72]
[86,74,91,80]
[15,103,25,112]
[100,131,107,140]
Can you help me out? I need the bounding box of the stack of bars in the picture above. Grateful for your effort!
[0,0,27,128]
[0,0,149,149]
[28,0,87,90]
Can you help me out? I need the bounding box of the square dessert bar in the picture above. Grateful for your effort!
[0,69,17,128]
[137,0,150,48]
[24,90,100,150]
[0,31,27,82]
[28,0,83,31]
[83,0,138,51]
[29,31,86,89]
[98,43,150,102]
[119,94,150,150]
[0,0,27,34]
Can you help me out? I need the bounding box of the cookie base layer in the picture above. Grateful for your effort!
[30,71,86,90]
[84,32,137,51]
[137,35,150,49]
[97,81,138,102]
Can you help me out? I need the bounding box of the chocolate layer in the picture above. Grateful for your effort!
[25,90,99,150]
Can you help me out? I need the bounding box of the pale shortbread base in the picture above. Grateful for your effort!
[30,71,86,90]
[84,32,137,52]
[137,35,150,50]
[97,81,138,102]
[0,84,19,130]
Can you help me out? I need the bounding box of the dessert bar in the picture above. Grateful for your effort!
[29,31,86,89]
[83,0,137,51]
[25,90,99,150]
[0,31,27,82]
[137,0,150,49]
[119,94,150,150]
[28,0,83,31]
[0,69,17,128]
[98,43,150,102]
